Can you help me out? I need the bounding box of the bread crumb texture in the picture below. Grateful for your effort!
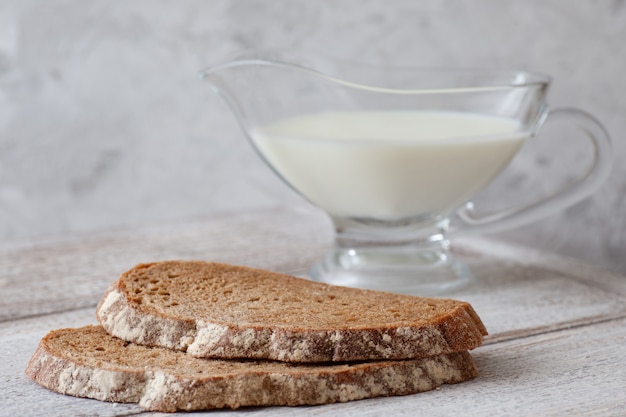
[26,326,478,412]
[96,260,487,362]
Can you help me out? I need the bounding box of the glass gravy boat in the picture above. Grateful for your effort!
[201,51,612,295]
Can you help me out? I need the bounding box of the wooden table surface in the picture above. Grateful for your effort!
[1,207,625,417]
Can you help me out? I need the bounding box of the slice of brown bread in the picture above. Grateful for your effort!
[26,326,478,412]
[96,260,487,363]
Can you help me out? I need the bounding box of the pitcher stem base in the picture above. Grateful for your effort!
[308,243,471,296]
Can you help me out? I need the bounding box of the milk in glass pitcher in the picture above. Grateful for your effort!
[201,51,612,295]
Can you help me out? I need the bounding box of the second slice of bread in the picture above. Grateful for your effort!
[96,261,487,362]
[26,325,478,412]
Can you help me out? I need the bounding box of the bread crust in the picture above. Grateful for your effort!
[26,326,478,412]
[96,261,487,362]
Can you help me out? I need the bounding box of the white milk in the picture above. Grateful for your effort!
[251,111,528,220]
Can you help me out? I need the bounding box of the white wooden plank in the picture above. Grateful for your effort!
[2,207,626,347]
[0,207,332,322]
[450,318,626,416]
[455,235,626,295]
[446,251,626,343]
[5,309,625,417]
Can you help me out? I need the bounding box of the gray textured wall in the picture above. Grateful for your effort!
[0,1,625,272]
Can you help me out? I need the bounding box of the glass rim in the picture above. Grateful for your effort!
[202,58,552,95]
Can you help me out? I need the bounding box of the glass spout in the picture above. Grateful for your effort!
[201,51,550,137]
[199,52,362,132]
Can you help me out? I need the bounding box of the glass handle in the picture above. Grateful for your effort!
[454,108,613,235]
